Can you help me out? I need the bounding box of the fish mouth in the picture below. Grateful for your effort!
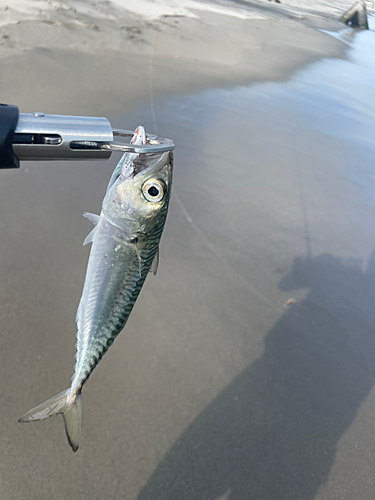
[132,151,172,178]
[122,125,172,179]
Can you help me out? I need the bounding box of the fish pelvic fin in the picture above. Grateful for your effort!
[83,226,97,246]
[18,390,82,453]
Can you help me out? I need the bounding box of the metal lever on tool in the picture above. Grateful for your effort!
[0,104,175,169]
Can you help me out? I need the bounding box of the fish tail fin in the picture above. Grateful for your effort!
[18,390,82,452]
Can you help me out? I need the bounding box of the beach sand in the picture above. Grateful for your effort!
[0,0,353,115]
[1,1,375,500]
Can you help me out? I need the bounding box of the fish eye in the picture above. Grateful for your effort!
[142,179,165,202]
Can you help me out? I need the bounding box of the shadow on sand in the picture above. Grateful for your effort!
[136,251,375,500]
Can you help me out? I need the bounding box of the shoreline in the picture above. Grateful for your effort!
[0,1,351,117]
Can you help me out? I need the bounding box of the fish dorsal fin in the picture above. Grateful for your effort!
[83,226,97,246]
[75,300,82,328]
[149,247,159,275]
[83,212,100,225]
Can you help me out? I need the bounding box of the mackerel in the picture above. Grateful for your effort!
[19,126,173,452]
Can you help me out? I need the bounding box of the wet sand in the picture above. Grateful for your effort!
[1,1,375,499]
[0,0,348,115]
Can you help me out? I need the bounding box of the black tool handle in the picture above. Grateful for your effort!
[0,104,20,169]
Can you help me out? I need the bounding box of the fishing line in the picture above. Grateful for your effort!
[149,31,159,136]
[173,190,284,314]
[289,119,313,262]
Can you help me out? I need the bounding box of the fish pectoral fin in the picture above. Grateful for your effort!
[18,390,82,453]
[83,226,97,246]
[149,247,159,275]
[83,212,100,225]
[132,239,142,278]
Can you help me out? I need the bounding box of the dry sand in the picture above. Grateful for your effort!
[0,0,357,115]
